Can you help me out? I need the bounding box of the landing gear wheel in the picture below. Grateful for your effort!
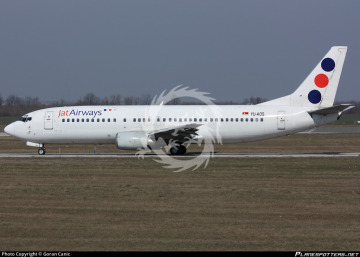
[170,145,187,155]
[38,148,46,155]
[170,146,179,155]
[179,145,187,155]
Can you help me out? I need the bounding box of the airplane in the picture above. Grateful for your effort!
[4,46,353,155]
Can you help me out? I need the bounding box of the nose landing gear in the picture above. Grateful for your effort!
[38,147,46,155]
[26,142,46,155]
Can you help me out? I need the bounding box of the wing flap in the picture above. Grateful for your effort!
[150,123,202,144]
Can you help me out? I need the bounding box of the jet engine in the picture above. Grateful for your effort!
[115,131,153,150]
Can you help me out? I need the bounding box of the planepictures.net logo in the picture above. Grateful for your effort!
[295,253,359,257]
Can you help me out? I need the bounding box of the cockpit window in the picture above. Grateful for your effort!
[19,115,32,122]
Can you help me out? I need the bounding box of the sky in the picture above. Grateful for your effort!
[1,0,360,103]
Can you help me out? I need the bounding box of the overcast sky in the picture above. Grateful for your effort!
[1,0,359,103]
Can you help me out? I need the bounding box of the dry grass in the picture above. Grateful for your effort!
[0,134,359,251]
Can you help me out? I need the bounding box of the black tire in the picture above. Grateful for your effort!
[170,146,179,155]
[38,148,46,155]
[179,145,187,155]
[170,145,187,155]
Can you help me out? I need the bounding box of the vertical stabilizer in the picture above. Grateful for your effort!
[260,46,347,108]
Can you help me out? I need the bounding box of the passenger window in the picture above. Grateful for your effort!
[215,118,218,122]
[108,118,111,122]
[230,118,233,122]
[221,118,224,122]
[163,118,166,122]
[67,119,70,122]
[62,119,65,122]
[102,118,105,122]
[77,118,80,122]
[138,118,141,122]
[179,118,182,122]
[97,118,100,122]
[260,118,264,122]
[245,118,248,122]
[184,118,187,122]
[143,118,146,122]
[86,118,89,122]
[204,118,207,122]
[82,119,85,122]
[133,118,136,122]
[251,118,253,122]
[123,118,126,122]
[189,118,192,122]
[169,118,172,122]
[241,118,243,122]
[72,119,75,122]
[235,118,238,122]
[91,119,94,122]
[194,118,197,122]
[199,118,202,122]
[174,118,177,122]
[114,118,116,122]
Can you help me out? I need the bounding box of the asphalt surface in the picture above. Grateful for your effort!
[0,152,359,158]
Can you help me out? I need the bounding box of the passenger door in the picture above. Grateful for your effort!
[277,111,285,130]
[44,111,53,130]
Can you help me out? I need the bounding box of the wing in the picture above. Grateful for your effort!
[149,123,202,144]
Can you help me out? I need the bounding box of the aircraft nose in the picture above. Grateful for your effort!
[4,123,15,136]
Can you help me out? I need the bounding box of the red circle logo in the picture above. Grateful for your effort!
[314,74,329,88]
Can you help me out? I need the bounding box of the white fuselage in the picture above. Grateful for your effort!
[4,104,327,146]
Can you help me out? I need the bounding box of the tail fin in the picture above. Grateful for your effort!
[260,46,347,108]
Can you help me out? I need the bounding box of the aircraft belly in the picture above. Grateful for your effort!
[40,129,115,144]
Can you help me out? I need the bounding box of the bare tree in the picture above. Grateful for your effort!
[124,96,134,105]
[109,94,122,105]
[241,96,268,105]
[166,95,182,105]
[0,93,3,106]
[101,96,109,105]
[6,94,23,106]
[82,93,100,105]
[139,94,152,105]
[24,96,40,106]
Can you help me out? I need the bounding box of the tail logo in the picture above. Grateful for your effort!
[314,74,329,88]
[321,58,335,72]
[308,57,335,104]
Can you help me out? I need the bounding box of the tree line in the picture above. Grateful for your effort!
[0,92,358,117]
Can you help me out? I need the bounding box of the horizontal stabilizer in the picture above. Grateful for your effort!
[308,104,354,115]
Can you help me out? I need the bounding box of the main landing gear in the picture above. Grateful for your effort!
[169,144,187,155]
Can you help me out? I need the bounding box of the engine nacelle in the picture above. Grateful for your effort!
[115,131,152,150]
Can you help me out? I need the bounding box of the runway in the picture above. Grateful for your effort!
[1,127,360,138]
[0,152,359,158]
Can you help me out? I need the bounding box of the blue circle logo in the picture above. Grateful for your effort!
[321,58,335,72]
[308,90,322,104]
